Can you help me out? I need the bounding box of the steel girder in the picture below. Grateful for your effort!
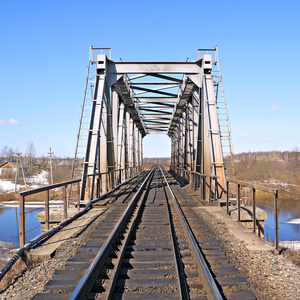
[168,54,226,195]
[80,53,226,200]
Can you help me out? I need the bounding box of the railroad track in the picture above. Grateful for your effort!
[32,166,256,299]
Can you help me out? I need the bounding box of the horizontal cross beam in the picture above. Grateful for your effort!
[108,62,200,74]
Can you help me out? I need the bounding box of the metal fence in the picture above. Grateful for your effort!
[86,166,143,200]
[169,166,280,250]
[19,179,81,247]
[18,166,143,247]
[226,178,279,250]
[170,166,225,202]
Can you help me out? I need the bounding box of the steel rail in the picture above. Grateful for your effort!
[160,169,190,299]
[69,167,155,299]
[105,166,156,299]
[159,166,223,300]
[0,170,145,283]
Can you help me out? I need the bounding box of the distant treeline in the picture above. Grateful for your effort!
[143,157,171,162]
[233,150,299,163]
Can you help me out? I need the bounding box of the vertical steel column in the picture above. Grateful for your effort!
[80,54,107,200]
[202,55,226,191]
[179,113,184,170]
[118,102,125,183]
[135,124,139,167]
[191,89,200,172]
[125,111,130,179]
[182,109,187,170]
[99,88,108,193]
[137,131,141,168]
[194,87,203,174]
[108,88,118,188]
[186,100,193,172]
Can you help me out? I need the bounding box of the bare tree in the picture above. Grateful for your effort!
[26,142,36,167]
[0,146,16,161]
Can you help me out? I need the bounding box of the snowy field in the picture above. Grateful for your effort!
[0,170,49,192]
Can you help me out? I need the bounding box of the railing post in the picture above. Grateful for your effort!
[237,184,241,222]
[214,177,218,201]
[92,175,95,199]
[107,173,109,192]
[19,194,25,247]
[252,188,256,234]
[45,190,50,231]
[100,174,102,196]
[209,177,212,202]
[274,190,279,250]
[226,181,229,214]
[77,181,80,212]
[203,176,206,200]
[63,185,67,220]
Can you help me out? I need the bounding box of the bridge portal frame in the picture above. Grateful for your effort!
[80,49,226,200]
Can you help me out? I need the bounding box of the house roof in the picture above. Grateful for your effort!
[0,161,30,169]
[0,161,17,169]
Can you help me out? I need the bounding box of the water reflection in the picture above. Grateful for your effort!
[0,206,43,248]
[256,197,300,242]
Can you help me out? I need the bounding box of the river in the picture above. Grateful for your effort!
[0,199,299,249]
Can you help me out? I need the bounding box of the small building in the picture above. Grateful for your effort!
[56,159,73,169]
[0,161,30,175]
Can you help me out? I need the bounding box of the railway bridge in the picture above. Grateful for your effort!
[76,46,234,203]
[0,48,287,299]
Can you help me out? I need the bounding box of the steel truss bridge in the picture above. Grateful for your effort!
[76,46,234,201]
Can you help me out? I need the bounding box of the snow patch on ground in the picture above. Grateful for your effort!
[286,218,300,224]
[26,170,49,186]
[279,241,300,250]
[0,171,49,193]
[0,200,63,208]
[0,180,24,192]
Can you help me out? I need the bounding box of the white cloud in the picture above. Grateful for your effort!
[241,134,249,138]
[7,118,19,124]
[270,106,280,111]
[0,119,5,124]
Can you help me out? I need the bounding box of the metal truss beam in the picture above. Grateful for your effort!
[108,62,201,74]
[138,97,177,103]
[80,50,227,200]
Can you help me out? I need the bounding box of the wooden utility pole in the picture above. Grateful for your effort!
[15,153,27,192]
[48,148,54,185]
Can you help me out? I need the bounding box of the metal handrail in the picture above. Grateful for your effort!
[170,166,224,201]
[1,171,145,283]
[226,178,279,250]
[227,178,278,194]
[19,179,81,247]
[86,165,143,200]
[19,179,81,196]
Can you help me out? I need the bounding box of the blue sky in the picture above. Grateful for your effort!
[0,0,299,158]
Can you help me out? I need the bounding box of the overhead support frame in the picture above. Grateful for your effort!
[79,48,229,200]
